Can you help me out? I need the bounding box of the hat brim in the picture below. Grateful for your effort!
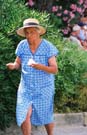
[16,25,46,37]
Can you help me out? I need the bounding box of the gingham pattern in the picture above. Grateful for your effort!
[15,39,58,126]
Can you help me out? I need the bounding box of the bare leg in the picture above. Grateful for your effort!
[21,106,32,135]
[45,123,54,135]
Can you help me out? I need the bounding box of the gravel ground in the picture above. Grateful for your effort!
[0,124,87,135]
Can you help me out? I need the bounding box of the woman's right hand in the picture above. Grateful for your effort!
[6,57,21,70]
[6,63,16,70]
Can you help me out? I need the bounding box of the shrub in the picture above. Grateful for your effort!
[51,0,87,36]
[54,40,87,112]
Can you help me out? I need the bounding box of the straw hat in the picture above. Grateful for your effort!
[16,18,46,37]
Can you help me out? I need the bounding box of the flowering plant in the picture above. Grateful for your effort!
[52,0,87,36]
[26,0,34,7]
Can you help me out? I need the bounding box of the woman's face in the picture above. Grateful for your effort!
[24,27,40,43]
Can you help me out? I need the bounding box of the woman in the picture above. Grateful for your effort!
[6,18,58,135]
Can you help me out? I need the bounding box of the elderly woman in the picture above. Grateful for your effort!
[6,18,58,135]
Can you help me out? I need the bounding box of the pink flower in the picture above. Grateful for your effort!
[63,17,68,21]
[85,1,87,5]
[57,13,62,17]
[61,29,69,35]
[52,6,58,12]
[76,7,82,14]
[63,10,69,15]
[70,4,77,12]
[78,0,83,5]
[69,12,75,19]
[28,0,34,7]
[83,4,87,9]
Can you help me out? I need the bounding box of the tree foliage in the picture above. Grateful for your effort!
[55,41,87,112]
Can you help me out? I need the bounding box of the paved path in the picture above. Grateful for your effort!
[0,112,87,135]
[54,126,87,135]
[0,124,87,135]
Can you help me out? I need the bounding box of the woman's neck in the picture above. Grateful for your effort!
[29,38,42,48]
[28,38,42,53]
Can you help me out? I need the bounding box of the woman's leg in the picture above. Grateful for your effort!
[45,122,54,135]
[21,106,32,135]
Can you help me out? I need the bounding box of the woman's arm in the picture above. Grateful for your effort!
[31,56,58,74]
[6,56,21,70]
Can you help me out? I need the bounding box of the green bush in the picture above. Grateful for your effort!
[54,40,87,112]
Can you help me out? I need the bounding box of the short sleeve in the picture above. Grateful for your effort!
[47,42,59,59]
[15,40,24,58]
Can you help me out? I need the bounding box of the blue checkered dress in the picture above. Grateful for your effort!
[15,39,58,126]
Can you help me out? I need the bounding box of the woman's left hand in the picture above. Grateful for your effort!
[30,63,43,70]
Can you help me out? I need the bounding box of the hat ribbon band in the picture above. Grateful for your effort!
[24,22,39,26]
